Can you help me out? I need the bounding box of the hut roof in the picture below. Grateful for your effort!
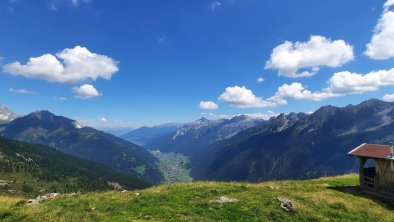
[348,143,394,159]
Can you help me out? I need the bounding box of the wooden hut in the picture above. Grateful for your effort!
[348,143,394,196]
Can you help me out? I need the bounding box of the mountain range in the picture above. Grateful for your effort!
[145,115,265,156]
[196,99,394,181]
[136,99,394,182]
[0,111,163,184]
[1,99,394,185]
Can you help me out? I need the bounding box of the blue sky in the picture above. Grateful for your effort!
[1,0,394,129]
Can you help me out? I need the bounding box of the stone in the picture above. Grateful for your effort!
[277,196,296,212]
[26,193,60,206]
[209,196,239,203]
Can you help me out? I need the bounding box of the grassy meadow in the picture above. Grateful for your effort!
[0,174,393,222]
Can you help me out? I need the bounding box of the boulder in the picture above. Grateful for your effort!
[277,196,296,212]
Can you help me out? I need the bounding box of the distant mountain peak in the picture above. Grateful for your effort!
[197,117,209,122]
[357,98,389,108]
[29,110,55,119]
[231,114,250,121]
[0,105,17,122]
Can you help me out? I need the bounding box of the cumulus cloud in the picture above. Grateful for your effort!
[4,46,119,84]
[257,77,264,83]
[326,69,394,94]
[274,68,394,101]
[100,117,108,122]
[9,88,35,94]
[199,101,219,110]
[365,1,394,60]
[219,86,286,108]
[383,94,394,102]
[73,84,101,99]
[384,0,394,8]
[274,83,337,101]
[209,1,222,10]
[265,35,354,78]
[219,68,394,108]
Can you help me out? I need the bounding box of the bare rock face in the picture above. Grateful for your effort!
[209,196,239,203]
[27,193,60,206]
[277,196,296,212]
[0,105,17,122]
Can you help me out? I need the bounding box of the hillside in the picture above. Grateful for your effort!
[0,111,163,184]
[0,174,393,221]
[0,137,150,195]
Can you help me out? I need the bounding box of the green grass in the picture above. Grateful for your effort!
[0,174,393,222]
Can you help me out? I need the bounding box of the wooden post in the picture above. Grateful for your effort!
[359,158,366,189]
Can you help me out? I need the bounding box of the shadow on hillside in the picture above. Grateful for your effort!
[328,185,394,210]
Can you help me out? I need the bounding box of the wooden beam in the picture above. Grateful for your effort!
[359,158,366,188]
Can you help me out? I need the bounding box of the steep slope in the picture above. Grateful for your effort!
[121,123,181,145]
[146,115,264,156]
[1,174,393,221]
[0,137,150,195]
[200,99,394,181]
[190,112,307,178]
[0,111,163,184]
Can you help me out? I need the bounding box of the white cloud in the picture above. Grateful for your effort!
[209,1,222,10]
[57,97,67,101]
[219,86,286,108]
[365,2,394,60]
[265,35,354,78]
[9,88,35,94]
[4,46,119,84]
[274,82,337,101]
[241,111,279,120]
[326,69,394,94]
[201,113,230,119]
[219,68,394,107]
[70,0,91,6]
[383,94,394,102]
[384,0,394,10]
[273,68,394,101]
[73,84,101,99]
[199,101,219,110]
[257,77,264,83]
[100,117,108,122]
